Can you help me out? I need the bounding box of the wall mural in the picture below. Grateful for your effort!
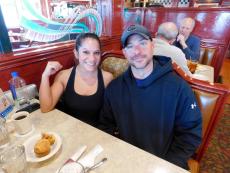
[19,0,102,42]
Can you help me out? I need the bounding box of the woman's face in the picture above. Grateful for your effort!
[76,38,101,72]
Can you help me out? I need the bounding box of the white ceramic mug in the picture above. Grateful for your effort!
[8,111,32,135]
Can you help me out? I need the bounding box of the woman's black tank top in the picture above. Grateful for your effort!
[61,67,105,126]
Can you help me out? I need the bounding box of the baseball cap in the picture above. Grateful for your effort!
[121,24,152,48]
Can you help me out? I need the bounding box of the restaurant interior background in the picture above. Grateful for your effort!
[0,1,229,172]
[0,0,230,51]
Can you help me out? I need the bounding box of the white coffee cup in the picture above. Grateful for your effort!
[8,111,32,135]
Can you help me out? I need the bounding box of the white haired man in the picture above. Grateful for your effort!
[154,22,192,76]
[174,17,201,61]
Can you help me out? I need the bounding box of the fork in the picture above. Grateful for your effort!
[84,157,108,173]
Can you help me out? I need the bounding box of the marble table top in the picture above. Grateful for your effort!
[9,109,189,173]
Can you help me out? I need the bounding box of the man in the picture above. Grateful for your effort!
[174,17,200,61]
[99,24,202,169]
[154,22,192,76]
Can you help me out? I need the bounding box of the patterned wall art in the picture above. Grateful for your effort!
[18,0,102,42]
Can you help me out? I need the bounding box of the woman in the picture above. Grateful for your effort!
[39,33,113,126]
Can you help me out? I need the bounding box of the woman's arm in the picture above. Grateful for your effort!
[39,61,64,112]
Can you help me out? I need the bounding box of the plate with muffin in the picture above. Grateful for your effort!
[23,132,62,162]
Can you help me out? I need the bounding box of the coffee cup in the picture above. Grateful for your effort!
[7,111,32,135]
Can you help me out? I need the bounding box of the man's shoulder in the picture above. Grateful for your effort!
[189,35,200,42]
[169,45,185,54]
[154,44,185,59]
[107,70,129,89]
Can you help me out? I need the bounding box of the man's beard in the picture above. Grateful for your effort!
[130,56,152,70]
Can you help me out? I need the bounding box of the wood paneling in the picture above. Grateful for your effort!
[0,41,75,91]
[0,36,120,91]
[1,2,230,90]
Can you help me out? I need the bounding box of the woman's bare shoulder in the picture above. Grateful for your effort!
[55,67,73,82]
[101,70,114,87]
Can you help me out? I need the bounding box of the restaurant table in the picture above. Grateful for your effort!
[9,109,189,173]
[192,64,214,83]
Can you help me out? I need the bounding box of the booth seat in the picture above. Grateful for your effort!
[199,47,216,66]
[101,51,230,173]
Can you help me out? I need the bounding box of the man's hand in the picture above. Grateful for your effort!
[177,34,187,49]
[42,61,63,78]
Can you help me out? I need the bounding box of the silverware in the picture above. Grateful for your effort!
[84,157,107,173]
[58,157,107,173]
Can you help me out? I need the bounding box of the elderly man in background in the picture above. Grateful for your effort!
[174,17,200,61]
[154,22,192,76]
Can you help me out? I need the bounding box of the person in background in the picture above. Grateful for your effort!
[99,24,202,169]
[39,33,113,126]
[154,22,192,76]
[174,17,200,61]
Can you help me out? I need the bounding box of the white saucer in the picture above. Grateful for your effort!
[14,125,35,138]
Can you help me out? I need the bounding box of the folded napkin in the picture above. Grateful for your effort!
[57,145,87,173]
[69,145,87,162]
[57,145,103,173]
[78,144,103,168]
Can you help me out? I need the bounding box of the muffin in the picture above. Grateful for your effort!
[34,138,51,157]
[42,133,56,145]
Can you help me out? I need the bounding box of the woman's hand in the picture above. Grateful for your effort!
[42,61,63,78]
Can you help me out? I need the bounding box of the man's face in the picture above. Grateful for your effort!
[179,20,193,39]
[122,34,154,70]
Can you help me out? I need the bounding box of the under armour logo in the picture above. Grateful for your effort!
[191,102,197,109]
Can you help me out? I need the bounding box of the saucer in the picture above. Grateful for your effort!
[14,125,35,138]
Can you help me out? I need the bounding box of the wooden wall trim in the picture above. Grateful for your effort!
[127,7,230,12]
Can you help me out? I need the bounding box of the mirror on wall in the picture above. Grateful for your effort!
[0,0,101,50]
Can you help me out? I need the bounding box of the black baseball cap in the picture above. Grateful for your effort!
[121,24,152,48]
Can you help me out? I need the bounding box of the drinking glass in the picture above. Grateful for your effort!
[188,59,198,74]
[0,145,29,173]
[0,117,10,149]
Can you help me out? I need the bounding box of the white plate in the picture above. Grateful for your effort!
[196,65,207,71]
[23,132,62,162]
[192,74,210,82]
